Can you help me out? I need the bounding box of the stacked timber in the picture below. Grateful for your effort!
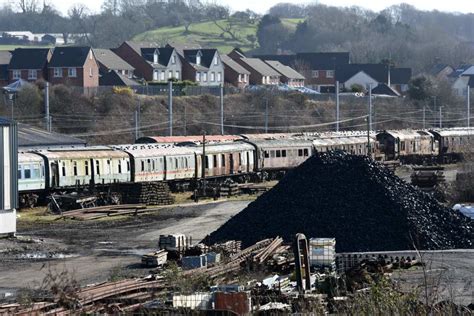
[220,180,240,197]
[117,182,175,205]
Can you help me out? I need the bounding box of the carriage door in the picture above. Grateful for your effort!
[90,158,95,185]
[50,162,59,187]
[246,152,250,173]
[229,153,234,174]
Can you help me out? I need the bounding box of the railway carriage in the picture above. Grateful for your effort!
[36,147,131,188]
[430,128,474,162]
[18,152,46,207]
[376,130,437,162]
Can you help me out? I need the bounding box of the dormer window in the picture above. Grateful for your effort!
[171,55,176,64]
[153,51,158,64]
[196,54,201,65]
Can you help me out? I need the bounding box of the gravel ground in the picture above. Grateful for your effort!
[0,200,250,299]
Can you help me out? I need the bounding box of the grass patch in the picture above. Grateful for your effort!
[17,207,61,224]
[134,18,304,53]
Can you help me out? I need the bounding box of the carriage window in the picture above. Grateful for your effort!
[239,153,242,164]
[276,150,281,158]
[304,148,309,156]
[85,161,89,176]
[141,160,145,172]
[298,149,303,156]
[127,161,130,171]
[213,155,217,167]
[400,141,406,151]
[152,159,155,171]
[205,156,209,168]
[282,150,287,157]
[96,161,100,175]
[264,151,269,158]
[221,154,226,167]
[73,161,78,176]
[175,158,178,169]
[24,166,31,179]
[62,162,66,177]
[270,150,276,158]
[147,159,151,171]
[32,165,40,178]
[18,167,22,179]
[118,162,122,174]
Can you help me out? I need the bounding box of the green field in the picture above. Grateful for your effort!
[134,18,304,53]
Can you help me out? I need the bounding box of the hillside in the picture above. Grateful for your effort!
[133,18,303,53]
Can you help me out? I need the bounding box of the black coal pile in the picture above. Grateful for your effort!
[204,152,473,252]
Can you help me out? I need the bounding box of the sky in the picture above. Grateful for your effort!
[3,0,474,15]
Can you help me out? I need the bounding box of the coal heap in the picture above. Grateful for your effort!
[204,152,473,252]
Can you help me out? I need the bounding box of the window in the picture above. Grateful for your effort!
[202,72,207,82]
[238,74,242,83]
[175,71,180,79]
[213,155,218,168]
[13,70,21,79]
[400,141,406,151]
[118,162,122,174]
[153,70,159,81]
[303,148,309,156]
[276,150,281,158]
[153,52,158,64]
[214,56,218,65]
[168,71,173,79]
[160,71,165,81]
[89,67,93,77]
[96,161,100,175]
[298,149,303,157]
[282,150,287,157]
[68,68,76,77]
[264,151,269,158]
[18,167,22,179]
[221,154,226,167]
[28,70,37,80]
[24,166,31,179]
[196,72,201,82]
[171,55,176,64]
[141,160,145,172]
[311,70,319,78]
[127,161,130,172]
[326,70,334,78]
[196,55,201,65]
[210,72,215,82]
[73,161,77,176]
[217,72,222,82]
[205,156,209,168]
[62,162,66,177]
[85,161,89,176]
[32,166,40,178]
[54,68,62,78]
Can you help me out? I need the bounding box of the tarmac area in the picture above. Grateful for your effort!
[0,200,250,299]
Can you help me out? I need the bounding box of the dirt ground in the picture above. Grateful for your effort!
[0,200,251,300]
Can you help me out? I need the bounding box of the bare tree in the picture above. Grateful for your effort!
[17,0,39,13]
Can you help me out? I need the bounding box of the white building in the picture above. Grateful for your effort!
[0,118,17,236]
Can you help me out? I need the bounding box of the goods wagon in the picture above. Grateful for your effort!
[36,147,131,188]
[115,144,196,182]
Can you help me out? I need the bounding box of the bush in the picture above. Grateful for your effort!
[112,86,133,97]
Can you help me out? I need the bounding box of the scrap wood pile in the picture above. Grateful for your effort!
[204,151,474,252]
[61,204,148,220]
[117,182,175,206]
[0,238,286,314]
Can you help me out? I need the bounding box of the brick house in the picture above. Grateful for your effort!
[264,60,305,87]
[0,51,11,86]
[113,41,182,82]
[177,48,225,86]
[221,54,250,88]
[48,46,99,88]
[254,52,350,92]
[229,49,280,85]
[8,48,51,83]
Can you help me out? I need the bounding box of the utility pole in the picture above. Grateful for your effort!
[423,106,426,129]
[220,84,224,135]
[264,98,269,133]
[168,81,173,136]
[368,83,373,131]
[439,106,443,128]
[201,132,206,196]
[367,115,371,157]
[335,81,340,132]
[134,109,139,140]
[44,81,51,132]
[184,104,187,136]
[468,85,470,128]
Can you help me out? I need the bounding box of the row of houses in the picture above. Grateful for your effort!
[0,42,420,96]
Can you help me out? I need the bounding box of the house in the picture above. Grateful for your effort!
[0,50,11,86]
[113,41,182,82]
[371,83,401,97]
[335,64,411,94]
[229,49,280,85]
[179,48,224,86]
[254,52,350,92]
[221,54,250,88]
[264,60,305,87]
[99,70,140,87]
[93,48,135,79]
[8,48,51,83]
[427,64,454,80]
[48,46,99,88]
[450,65,474,96]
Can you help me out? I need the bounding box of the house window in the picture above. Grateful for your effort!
[153,70,159,81]
[196,55,201,65]
[89,68,93,77]
[175,71,180,79]
[238,74,242,82]
[153,52,158,64]
[12,70,21,79]
[196,72,200,82]
[326,70,334,78]
[54,67,62,78]
[171,55,176,64]
[217,72,222,82]
[28,69,37,80]
[168,71,173,79]
[160,71,165,81]
[311,70,319,78]
[214,56,218,65]
[243,74,247,82]
[210,72,215,82]
[202,72,207,82]
[68,68,77,77]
